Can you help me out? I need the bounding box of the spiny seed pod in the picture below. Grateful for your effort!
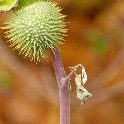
[3,1,67,62]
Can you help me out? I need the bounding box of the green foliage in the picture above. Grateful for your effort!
[85,29,108,56]
[91,37,108,56]
[0,71,11,91]
[90,33,108,56]
[0,0,18,12]
[16,0,48,10]
[3,1,67,63]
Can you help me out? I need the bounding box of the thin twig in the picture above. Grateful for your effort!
[51,48,70,124]
[61,70,75,88]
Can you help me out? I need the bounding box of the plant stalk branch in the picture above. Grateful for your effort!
[51,48,71,124]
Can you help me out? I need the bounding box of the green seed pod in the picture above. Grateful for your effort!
[3,1,67,62]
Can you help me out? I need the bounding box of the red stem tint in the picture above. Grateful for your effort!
[51,48,70,124]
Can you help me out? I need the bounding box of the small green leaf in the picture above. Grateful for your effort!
[16,0,47,10]
[0,0,18,12]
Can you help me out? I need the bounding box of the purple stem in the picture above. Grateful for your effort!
[61,71,75,88]
[51,48,70,124]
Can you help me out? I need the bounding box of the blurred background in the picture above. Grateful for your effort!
[0,0,124,123]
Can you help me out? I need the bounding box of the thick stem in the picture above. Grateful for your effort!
[51,48,70,124]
